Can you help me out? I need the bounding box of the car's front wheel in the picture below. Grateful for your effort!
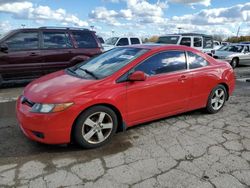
[73,105,118,148]
[206,85,227,114]
[230,58,239,69]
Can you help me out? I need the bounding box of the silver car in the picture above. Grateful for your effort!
[213,44,250,68]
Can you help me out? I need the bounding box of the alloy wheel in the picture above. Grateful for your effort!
[211,88,225,110]
[82,112,113,144]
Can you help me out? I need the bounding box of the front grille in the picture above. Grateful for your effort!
[21,96,35,107]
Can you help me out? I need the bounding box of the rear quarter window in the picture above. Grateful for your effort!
[188,52,209,69]
[72,31,98,48]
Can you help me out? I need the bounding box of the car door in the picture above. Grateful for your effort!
[180,37,192,47]
[126,50,193,124]
[0,31,43,80]
[193,37,203,50]
[41,30,75,74]
[240,45,250,65]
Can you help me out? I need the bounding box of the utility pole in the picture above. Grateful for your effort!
[236,26,240,38]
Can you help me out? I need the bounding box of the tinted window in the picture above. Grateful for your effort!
[43,32,72,49]
[72,31,97,48]
[117,38,129,46]
[5,32,38,50]
[218,45,244,53]
[194,37,202,47]
[180,37,191,47]
[157,36,180,44]
[188,52,208,69]
[131,38,140,44]
[135,51,187,76]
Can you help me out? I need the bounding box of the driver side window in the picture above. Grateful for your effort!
[5,32,39,51]
[134,51,187,76]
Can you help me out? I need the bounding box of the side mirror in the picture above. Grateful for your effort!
[128,71,147,81]
[0,44,8,52]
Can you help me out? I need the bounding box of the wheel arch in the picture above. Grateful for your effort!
[218,82,229,100]
[70,103,125,142]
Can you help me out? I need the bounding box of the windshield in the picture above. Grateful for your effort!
[157,36,180,44]
[0,31,12,41]
[68,47,148,79]
[218,45,244,53]
[105,37,119,45]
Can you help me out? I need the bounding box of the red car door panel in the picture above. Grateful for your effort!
[188,67,219,110]
[126,71,193,125]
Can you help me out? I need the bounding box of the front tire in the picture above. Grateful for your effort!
[73,105,118,148]
[205,85,227,114]
[230,58,238,69]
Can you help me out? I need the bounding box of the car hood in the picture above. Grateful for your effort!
[214,51,238,56]
[24,70,98,103]
[102,44,115,51]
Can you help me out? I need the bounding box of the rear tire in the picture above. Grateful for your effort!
[73,105,118,148]
[230,58,238,69]
[205,85,227,114]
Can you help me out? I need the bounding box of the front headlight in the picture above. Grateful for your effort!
[31,103,73,113]
[219,56,230,60]
[218,56,226,59]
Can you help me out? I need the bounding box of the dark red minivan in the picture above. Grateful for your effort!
[0,27,102,85]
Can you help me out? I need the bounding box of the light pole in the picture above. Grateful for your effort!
[90,25,94,31]
[111,30,114,36]
[236,26,240,38]
[177,27,182,34]
[21,24,26,28]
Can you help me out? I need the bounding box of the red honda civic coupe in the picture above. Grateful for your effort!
[16,45,235,148]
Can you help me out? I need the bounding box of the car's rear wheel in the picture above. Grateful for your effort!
[73,105,118,148]
[206,85,227,114]
[230,58,238,69]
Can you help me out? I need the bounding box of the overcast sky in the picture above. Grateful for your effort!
[0,0,249,38]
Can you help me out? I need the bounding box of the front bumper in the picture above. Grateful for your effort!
[16,96,79,144]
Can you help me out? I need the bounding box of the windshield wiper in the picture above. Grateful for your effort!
[67,67,76,74]
[78,68,99,79]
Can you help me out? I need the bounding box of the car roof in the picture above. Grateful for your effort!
[229,43,250,46]
[11,27,91,32]
[160,33,212,37]
[124,44,194,51]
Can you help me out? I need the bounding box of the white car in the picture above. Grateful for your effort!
[103,37,142,51]
[157,33,214,55]
[213,44,250,68]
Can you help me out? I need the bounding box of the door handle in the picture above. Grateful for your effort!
[29,52,38,56]
[178,75,188,82]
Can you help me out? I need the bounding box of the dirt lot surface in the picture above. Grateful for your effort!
[0,65,250,188]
